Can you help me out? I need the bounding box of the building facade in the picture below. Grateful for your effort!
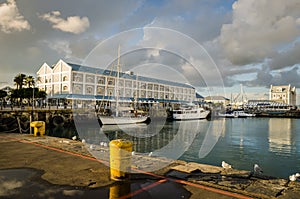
[269,85,296,105]
[204,96,230,106]
[36,60,196,107]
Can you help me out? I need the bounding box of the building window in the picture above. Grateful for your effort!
[86,75,95,83]
[63,86,68,91]
[74,85,82,94]
[73,74,83,82]
[97,86,104,95]
[63,76,68,81]
[97,77,105,85]
[159,85,164,91]
[147,84,153,90]
[125,80,132,87]
[86,86,93,94]
[108,78,115,85]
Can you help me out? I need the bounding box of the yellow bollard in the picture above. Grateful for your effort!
[30,121,45,136]
[109,139,132,181]
[109,182,131,199]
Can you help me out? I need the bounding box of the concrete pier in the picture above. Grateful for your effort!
[0,133,299,198]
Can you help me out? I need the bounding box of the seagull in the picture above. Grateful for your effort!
[148,152,153,157]
[89,144,95,150]
[295,173,300,178]
[81,139,86,144]
[222,161,232,169]
[254,164,263,174]
[103,142,108,147]
[131,151,135,156]
[72,136,77,140]
[100,142,104,146]
[289,174,297,182]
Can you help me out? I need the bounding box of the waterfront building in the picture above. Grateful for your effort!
[245,100,295,111]
[36,59,196,108]
[204,96,230,106]
[269,84,296,105]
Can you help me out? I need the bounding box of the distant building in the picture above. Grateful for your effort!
[204,96,230,106]
[269,85,296,105]
[195,92,204,102]
[36,59,197,107]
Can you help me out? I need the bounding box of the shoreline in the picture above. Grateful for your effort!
[1,133,299,198]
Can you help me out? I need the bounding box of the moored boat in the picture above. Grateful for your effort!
[173,105,210,120]
[218,110,255,118]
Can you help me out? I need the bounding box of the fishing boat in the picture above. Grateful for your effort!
[172,104,210,120]
[97,46,149,125]
[218,110,255,118]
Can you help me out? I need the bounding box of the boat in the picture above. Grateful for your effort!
[172,104,210,120]
[97,46,148,125]
[99,115,148,125]
[218,110,255,118]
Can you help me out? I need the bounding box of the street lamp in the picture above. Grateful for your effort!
[32,83,35,111]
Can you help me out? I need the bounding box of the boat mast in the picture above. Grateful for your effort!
[115,45,121,117]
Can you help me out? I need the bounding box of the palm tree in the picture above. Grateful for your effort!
[14,73,26,89]
[25,76,35,88]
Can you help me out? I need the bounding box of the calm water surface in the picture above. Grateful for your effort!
[48,117,300,179]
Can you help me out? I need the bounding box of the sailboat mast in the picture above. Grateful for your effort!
[115,45,121,117]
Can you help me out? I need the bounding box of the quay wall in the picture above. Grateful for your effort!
[0,108,79,133]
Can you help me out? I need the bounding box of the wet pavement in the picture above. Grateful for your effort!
[0,133,300,199]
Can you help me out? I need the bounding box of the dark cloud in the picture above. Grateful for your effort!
[270,41,300,70]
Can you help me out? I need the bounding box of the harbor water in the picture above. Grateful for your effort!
[47,117,300,179]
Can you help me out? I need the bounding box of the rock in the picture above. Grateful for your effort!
[221,169,251,178]
[245,180,287,197]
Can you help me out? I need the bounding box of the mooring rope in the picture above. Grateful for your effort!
[17,117,30,133]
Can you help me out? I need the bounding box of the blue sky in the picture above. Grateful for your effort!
[0,0,300,101]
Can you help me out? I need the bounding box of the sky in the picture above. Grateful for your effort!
[0,0,300,101]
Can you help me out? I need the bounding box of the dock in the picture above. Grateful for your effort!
[1,133,299,198]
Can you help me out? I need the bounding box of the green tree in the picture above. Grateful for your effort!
[13,73,26,89]
[25,76,35,88]
[36,90,47,99]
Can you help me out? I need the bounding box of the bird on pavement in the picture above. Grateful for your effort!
[254,164,263,174]
[222,161,232,169]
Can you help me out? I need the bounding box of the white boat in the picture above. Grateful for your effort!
[218,110,255,118]
[99,115,148,125]
[173,105,210,120]
[98,46,148,125]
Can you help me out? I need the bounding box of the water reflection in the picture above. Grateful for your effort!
[268,118,292,154]
[76,119,212,172]
[47,117,300,178]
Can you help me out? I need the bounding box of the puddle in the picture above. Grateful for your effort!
[0,168,191,199]
[0,168,109,199]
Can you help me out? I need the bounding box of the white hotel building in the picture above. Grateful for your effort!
[36,60,196,107]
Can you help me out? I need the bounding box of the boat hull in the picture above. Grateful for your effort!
[98,115,149,125]
[218,111,255,118]
[173,109,210,120]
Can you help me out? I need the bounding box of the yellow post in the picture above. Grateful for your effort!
[30,121,45,136]
[109,139,133,181]
[109,183,131,199]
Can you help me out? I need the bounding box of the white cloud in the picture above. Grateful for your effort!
[220,0,300,65]
[0,0,30,33]
[39,11,89,34]
[42,40,72,59]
